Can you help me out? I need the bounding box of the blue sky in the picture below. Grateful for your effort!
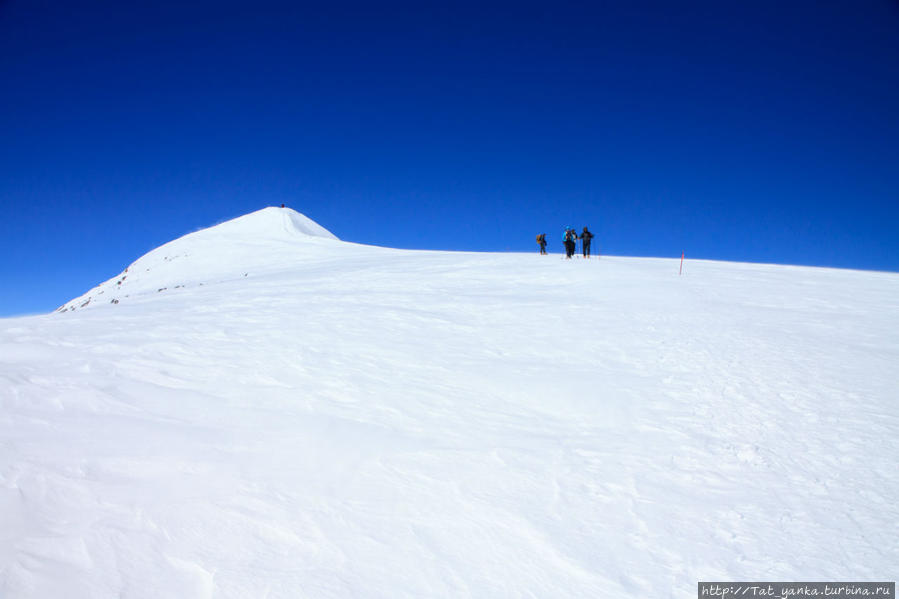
[2,0,897,316]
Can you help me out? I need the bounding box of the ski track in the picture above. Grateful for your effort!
[1,210,897,597]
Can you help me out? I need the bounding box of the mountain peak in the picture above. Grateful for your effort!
[206,207,338,241]
[57,207,339,312]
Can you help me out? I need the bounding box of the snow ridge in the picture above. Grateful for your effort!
[57,207,339,312]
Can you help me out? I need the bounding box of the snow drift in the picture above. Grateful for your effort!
[2,208,897,598]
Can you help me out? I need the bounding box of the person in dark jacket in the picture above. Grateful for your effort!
[563,227,577,258]
[536,233,547,255]
[579,226,595,258]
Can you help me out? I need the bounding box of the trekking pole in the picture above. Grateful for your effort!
[679,251,684,275]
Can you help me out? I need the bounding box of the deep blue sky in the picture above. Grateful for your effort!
[2,0,898,316]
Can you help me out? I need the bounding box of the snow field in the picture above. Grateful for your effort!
[1,209,897,597]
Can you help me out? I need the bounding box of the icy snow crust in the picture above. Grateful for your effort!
[2,208,898,597]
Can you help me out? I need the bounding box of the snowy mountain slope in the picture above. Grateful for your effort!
[57,207,341,312]
[2,209,898,598]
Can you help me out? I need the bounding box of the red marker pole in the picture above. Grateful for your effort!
[679,251,684,275]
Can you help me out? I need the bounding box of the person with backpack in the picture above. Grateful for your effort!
[536,233,547,255]
[579,226,595,258]
[563,227,577,259]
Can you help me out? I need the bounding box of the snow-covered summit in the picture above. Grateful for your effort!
[203,206,339,241]
[57,207,340,312]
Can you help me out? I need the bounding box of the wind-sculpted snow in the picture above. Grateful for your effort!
[2,217,898,597]
[57,207,340,312]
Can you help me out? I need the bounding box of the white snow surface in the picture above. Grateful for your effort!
[1,207,897,598]
[57,207,339,313]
